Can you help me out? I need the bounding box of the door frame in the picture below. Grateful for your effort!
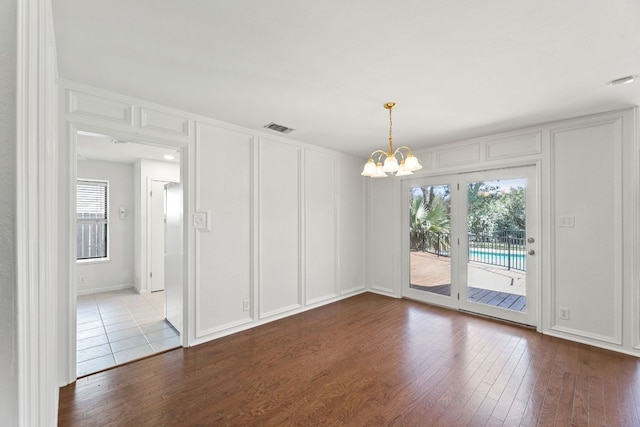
[401,163,542,328]
[64,123,190,384]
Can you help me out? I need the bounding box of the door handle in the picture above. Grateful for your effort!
[527,237,535,243]
[528,249,535,255]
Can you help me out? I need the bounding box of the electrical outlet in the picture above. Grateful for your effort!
[79,276,85,284]
[559,307,570,320]
[243,300,250,311]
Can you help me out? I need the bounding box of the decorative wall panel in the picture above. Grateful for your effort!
[305,150,337,304]
[68,90,133,125]
[140,108,190,137]
[195,123,253,336]
[259,139,301,318]
[338,158,365,294]
[551,119,622,344]
[486,132,542,160]
[434,143,480,168]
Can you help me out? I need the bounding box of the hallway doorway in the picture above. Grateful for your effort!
[74,131,184,377]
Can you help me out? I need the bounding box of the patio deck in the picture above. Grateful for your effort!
[410,251,526,313]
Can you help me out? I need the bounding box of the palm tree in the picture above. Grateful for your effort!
[410,188,451,255]
[410,195,427,250]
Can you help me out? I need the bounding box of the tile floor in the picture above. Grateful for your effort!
[76,288,180,377]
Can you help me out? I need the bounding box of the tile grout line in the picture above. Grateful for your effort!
[77,289,179,376]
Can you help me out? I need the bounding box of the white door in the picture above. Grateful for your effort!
[403,166,538,326]
[458,166,538,326]
[149,180,167,292]
[164,182,183,334]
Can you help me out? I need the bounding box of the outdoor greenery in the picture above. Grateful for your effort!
[467,182,525,237]
[410,185,451,254]
[410,181,526,255]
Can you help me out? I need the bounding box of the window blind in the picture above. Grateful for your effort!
[77,181,108,221]
[76,180,108,260]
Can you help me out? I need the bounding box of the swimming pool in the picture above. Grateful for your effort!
[468,249,526,271]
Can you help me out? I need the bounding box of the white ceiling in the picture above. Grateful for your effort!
[52,1,640,157]
[76,132,180,164]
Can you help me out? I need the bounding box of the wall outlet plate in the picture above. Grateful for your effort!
[559,307,570,320]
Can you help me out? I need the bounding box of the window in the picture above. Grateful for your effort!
[76,180,109,261]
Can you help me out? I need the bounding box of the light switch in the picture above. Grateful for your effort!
[557,215,575,228]
[193,212,208,230]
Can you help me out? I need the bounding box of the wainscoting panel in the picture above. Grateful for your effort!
[140,108,190,138]
[195,123,253,337]
[434,143,481,168]
[486,131,542,161]
[258,138,302,318]
[68,90,133,125]
[550,118,623,345]
[305,150,337,304]
[338,158,365,295]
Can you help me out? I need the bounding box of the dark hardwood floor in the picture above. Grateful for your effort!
[59,293,640,426]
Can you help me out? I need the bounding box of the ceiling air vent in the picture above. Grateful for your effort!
[263,122,294,134]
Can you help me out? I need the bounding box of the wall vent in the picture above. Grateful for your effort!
[263,122,294,134]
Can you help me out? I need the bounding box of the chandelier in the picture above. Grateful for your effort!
[361,102,422,178]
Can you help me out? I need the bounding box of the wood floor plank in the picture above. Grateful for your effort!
[552,342,579,426]
[485,337,528,421]
[58,293,640,426]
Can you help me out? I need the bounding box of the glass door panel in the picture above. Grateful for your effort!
[466,178,527,310]
[404,180,457,308]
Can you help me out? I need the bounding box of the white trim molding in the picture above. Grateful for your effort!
[16,0,59,425]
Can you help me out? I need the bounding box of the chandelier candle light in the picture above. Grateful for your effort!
[361,102,422,178]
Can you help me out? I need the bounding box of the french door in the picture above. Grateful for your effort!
[403,166,538,326]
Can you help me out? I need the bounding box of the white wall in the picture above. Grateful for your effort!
[195,124,253,335]
[76,159,135,294]
[0,0,17,423]
[58,81,366,367]
[133,159,180,293]
[366,109,639,356]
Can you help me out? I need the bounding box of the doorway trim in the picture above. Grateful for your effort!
[15,0,59,423]
[62,122,190,384]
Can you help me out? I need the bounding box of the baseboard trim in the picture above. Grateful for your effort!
[76,283,134,296]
